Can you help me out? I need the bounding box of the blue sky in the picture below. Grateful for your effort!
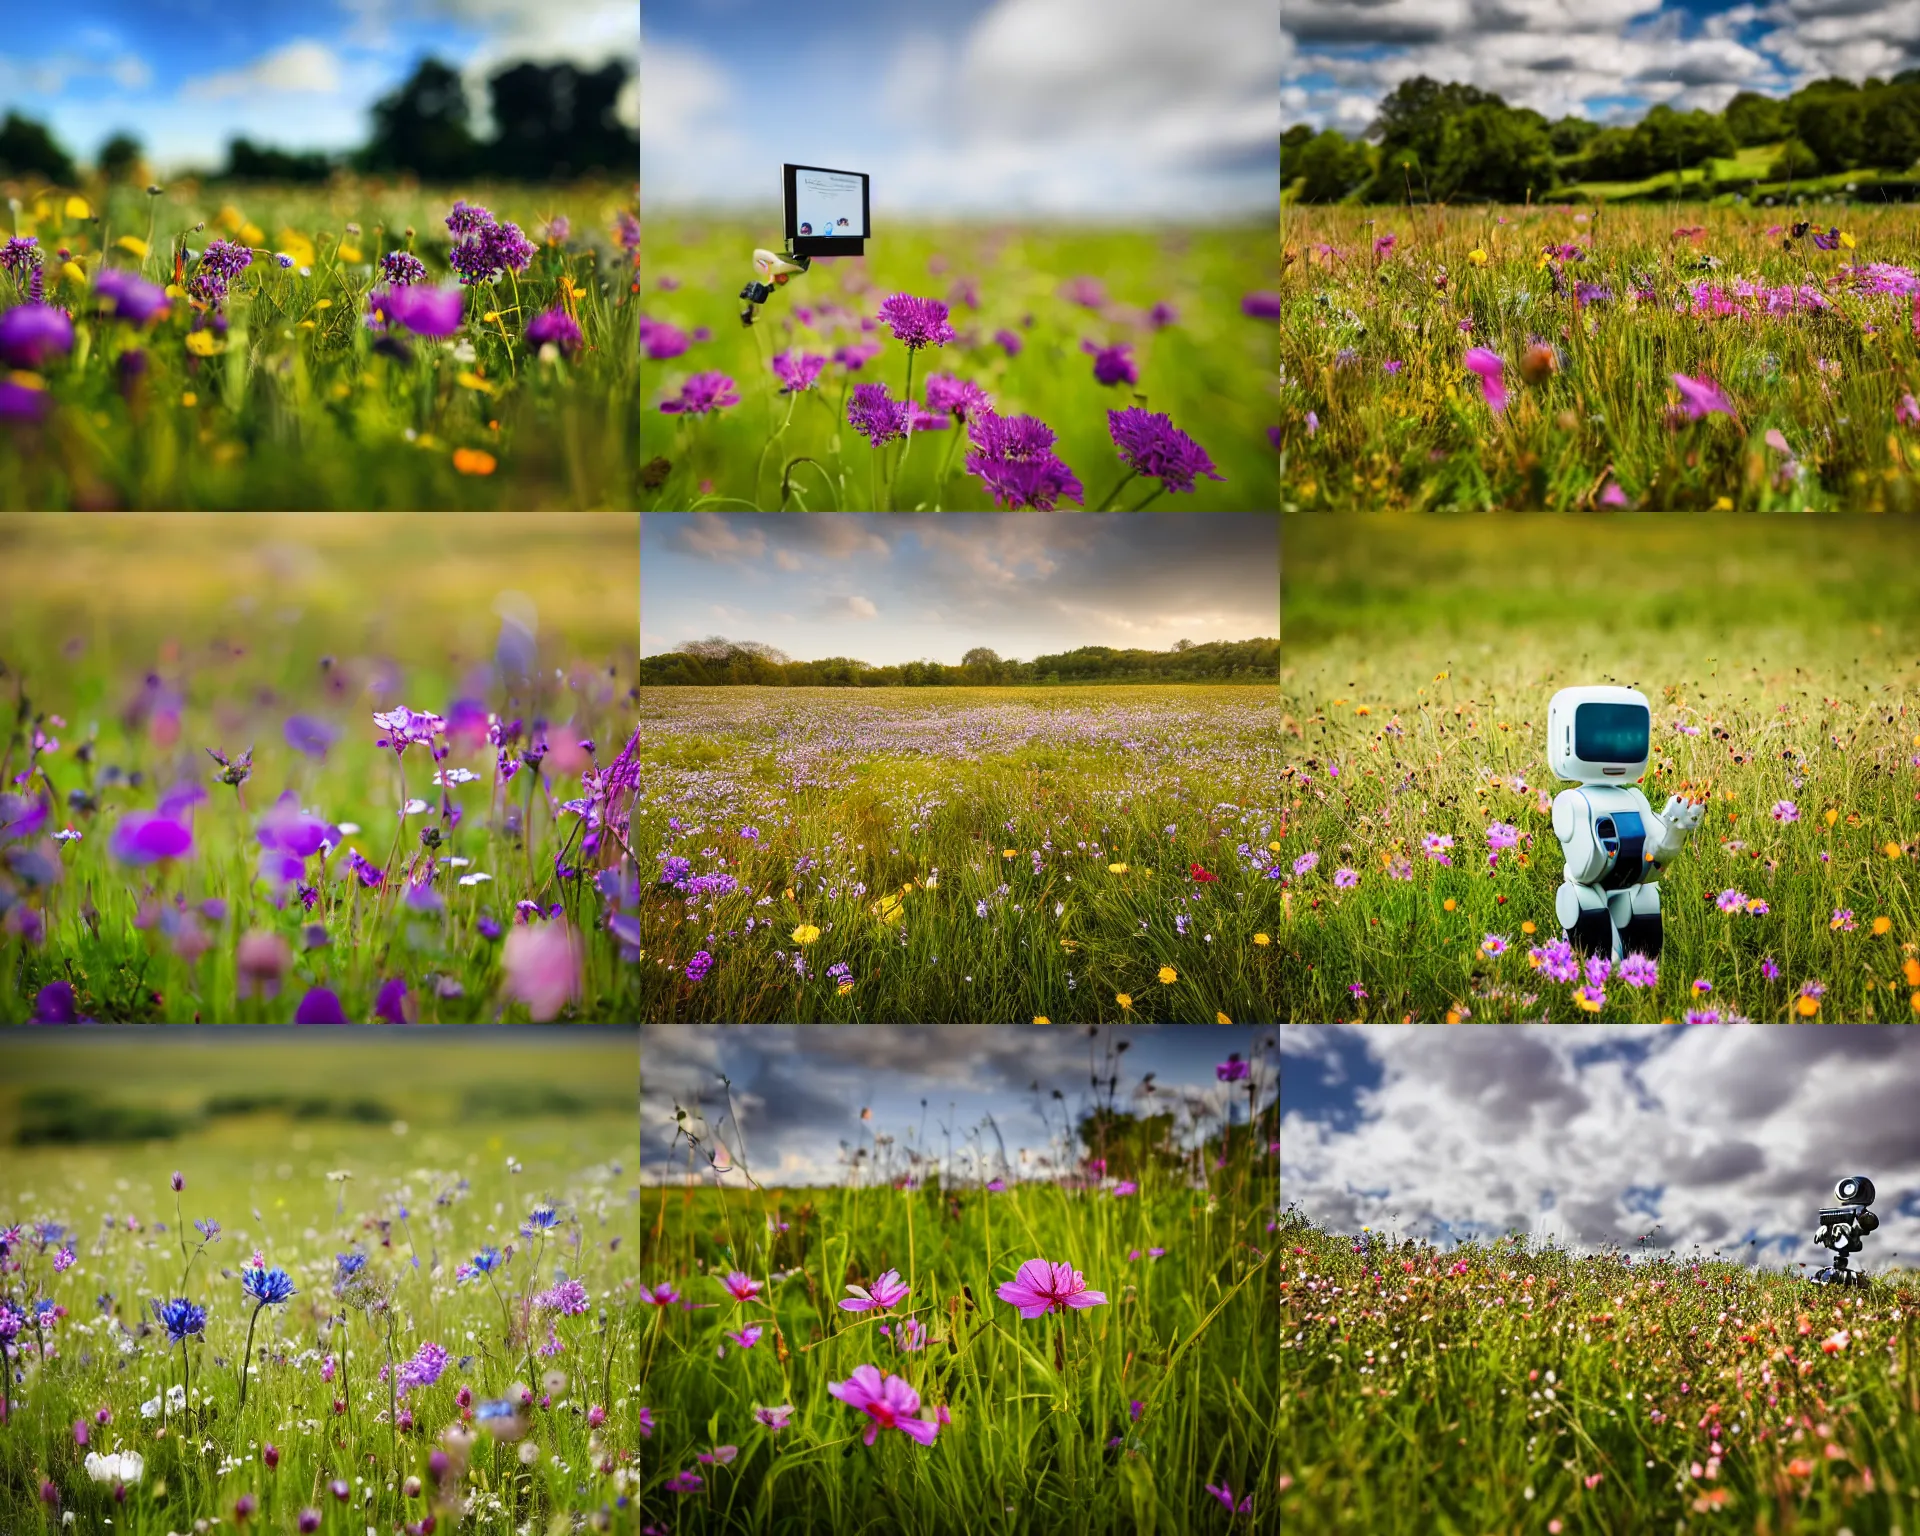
[1283,0,1920,135]
[1282,1025,1920,1272]
[1,1,637,171]
[643,0,1280,219]
[641,1024,1276,1185]
[639,513,1279,666]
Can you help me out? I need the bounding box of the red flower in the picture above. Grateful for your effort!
[1189,862,1218,883]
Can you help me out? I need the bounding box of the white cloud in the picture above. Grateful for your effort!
[822,594,879,620]
[183,41,346,101]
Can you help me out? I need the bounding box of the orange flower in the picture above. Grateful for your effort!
[452,447,497,476]
[1796,994,1820,1017]
[1871,916,1892,936]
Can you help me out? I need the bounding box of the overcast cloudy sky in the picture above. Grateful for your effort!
[643,0,1280,219]
[1283,0,1920,136]
[641,1025,1276,1186]
[640,513,1278,666]
[2,0,637,170]
[1282,1026,1920,1274]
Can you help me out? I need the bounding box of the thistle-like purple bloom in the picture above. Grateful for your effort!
[395,1341,449,1394]
[969,454,1085,510]
[839,1269,910,1312]
[772,350,827,392]
[640,317,689,360]
[848,381,911,446]
[996,1259,1107,1318]
[535,1279,590,1315]
[293,987,349,1024]
[449,221,534,285]
[0,304,74,369]
[660,371,740,415]
[109,812,193,866]
[446,201,495,237]
[1241,292,1282,320]
[379,251,428,285]
[1217,1055,1251,1083]
[1,236,40,278]
[199,240,253,281]
[925,372,990,422]
[256,792,336,860]
[94,268,169,325]
[876,293,957,350]
[834,341,882,372]
[1082,339,1137,387]
[1107,407,1223,494]
[525,308,583,354]
[369,285,464,339]
[993,328,1023,356]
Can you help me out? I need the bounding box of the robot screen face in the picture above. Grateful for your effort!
[1574,702,1650,765]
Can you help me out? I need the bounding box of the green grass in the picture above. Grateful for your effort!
[0,1033,642,1530]
[637,1134,1274,1531]
[1277,202,1920,511]
[1276,515,1920,1023]
[1,180,640,509]
[628,685,1283,1021]
[638,219,1276,511]
[1280,1209,1920,1533]
[0,513,643,1023]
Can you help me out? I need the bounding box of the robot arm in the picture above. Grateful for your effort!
[1551,788,1607,884]
[1643,793,1705,865]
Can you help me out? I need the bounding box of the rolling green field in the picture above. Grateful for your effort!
[0,1034,641,1530]
[0,513,643,1023]
[1278,202,1920,511]
[1280,1209,1920,1534]
[1277,515,1920,1023]
[629,685,1283,1022]
[639,220,1276,511]
[637,1111,1275,1531]
[0,180,640,509]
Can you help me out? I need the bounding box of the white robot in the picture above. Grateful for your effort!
[1547,685,1706,960]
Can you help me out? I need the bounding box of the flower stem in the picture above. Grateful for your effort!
[1094,470,1138,512]
[1128,484,1166,511]
[238,1300,263,1409]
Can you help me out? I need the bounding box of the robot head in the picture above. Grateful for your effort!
[1548,686,1652,785]
[1834,1175,1875,1207]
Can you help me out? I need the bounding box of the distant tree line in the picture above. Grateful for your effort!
[638,636,1279,687]
[0,56,636,188]
[1284,69,1920,203]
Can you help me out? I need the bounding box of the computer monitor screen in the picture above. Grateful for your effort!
[785,165,869,256]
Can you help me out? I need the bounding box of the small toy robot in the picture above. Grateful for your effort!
[1811,1175,1877,1289]
[1547,686,1706,960]
[738,245,811,327]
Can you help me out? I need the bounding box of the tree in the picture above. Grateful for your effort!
[1864,83,1920,169]
[1723,91,1787,147]
[1295,129,1372,203]
[0,112,77,185]
[486,60,636,181]
[97,131,144,182]
[1793,91,1867,172]
[1768,138,1820,180]
[1281,124,1316,163]
[1549,116,1599,155]
[1432,103,1556,202]
[223,139,333,183]
[960,647,1003,684]
[359,58,479,180]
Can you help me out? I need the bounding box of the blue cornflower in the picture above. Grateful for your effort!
[335,1250,367,1278]
[474,1398,517,1421]
[242,1265,296,1305]
[456,1245,504,1282]
[153,1297,208,1344]
[520,1205,560,1236]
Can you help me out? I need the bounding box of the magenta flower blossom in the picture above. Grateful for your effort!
[109,812,193,865]
[717,1271,763,1303]
[827,1364,940,1446]
[525,308,583,354]
[772,350,827,392]
[372,707,444,757]
[1671,372,1734,420]
[369,285,463,339]
[1060,275,1107,308]
[640,1283,680,1307]
[834,341,882,371]
[501,921,582,1021]
[639,316,689,360]
[1762,956,1781,981]
[293,987,349,1023]
[1206,1481,1254,1516]
[1619,953,1658,989]
[638,1406,655,1438]
[969,452,1085,510]
[1772,800,1799,823]
[395,1341,449,1395]
[664,1471,703,1494]
[1464,348,1506,414]
[1111,1180,1138,1197]
[754,1404,794,1432]
[1082,339,1137,386]
[659,372,739,416]
[1899,393,1920,427]
[848,381,911,446]
[876,293,957,350]
[1107,408,1223,495]
[696,1446,738,1466]
[0,236,40,278]
[449,218,535,285]
[723,1325,763,1350]
[94,268,169,325]
[925,372,991,422]
[1217,1056,1251,1083]
[378,251,427,285]
[993,328,1023,356]
[995,1258,1107,1318]
[840,1269,910,1312]
[1241,292,1281,320]
[536,1279,590,1315]
[1333,867,1359,889]
[0,303,73,369]
[1716,888,1747,914]
[986,1178,1006,1192]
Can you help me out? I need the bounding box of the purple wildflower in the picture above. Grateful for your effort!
[0,304,74,369]
[446,201,495,237]
[1147,301,1178,328]
[834,341,882,371]
[1107,407,1223,494]
[659,372,740,416]
[396,1341,449,1395]
[294,987,350,1023]
[686,950,713,983]
[772,350,827,392]
[449,220,534,285]
[993,328,1023,356]
[109,812,193,865]
[1241,292,1281,320]
[525,307,583,354]
[924,372,990,421]
[1060,275,1107,308]
[370,285,464,339]
[1082,339,1138,387]
[1464,348,1507,414]
[640,317,689,360]
[1671,373,1735,421]
[848,381,911,446]
[876,293,957,350]
[1,236,40,278]
[94,268,169,325]
[379,250,427,285]
[33,981,77,1023]
[0,377,49,422]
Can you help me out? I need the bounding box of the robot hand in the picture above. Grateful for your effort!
[1659,796,1706,835]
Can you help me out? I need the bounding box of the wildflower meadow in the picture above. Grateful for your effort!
[0,1032,643,1530]
[628,686,1283,1021]
[1279,1207,1920,1533]
[639,220,1277,510]
[0,514,647,1023]
[637,1031,1277,1533]
[1277,515,1920,1023]
[0,181,641,509]
[1279,202,1920,511]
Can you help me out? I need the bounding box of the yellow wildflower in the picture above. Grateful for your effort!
[337,243,363,263]
[1158,966,1177,985]
[1116,993,1133,1011]
[184,330,223,356]
[1108,863,1128,874]
[456,370,498,395]
[65,196,91,220]
[792,924,820,945]
[180,392,197,407]
[1872,916,1892,936]
[1468,248,1488,266]
[115,235,148,259]
[1215,1012,1232,1025]
[1033,1016,1051,1025]
[1253,933,1271,946]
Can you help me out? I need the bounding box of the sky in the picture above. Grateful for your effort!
[1281,1025,1920,1274]
[1,0,638,171]
[639,512,1279,666]
[642,0,1281,219]
[640,1024,1276,1186]
[1282,0,1920,136]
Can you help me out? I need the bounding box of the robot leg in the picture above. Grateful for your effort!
[1556,882,1614,959]
[1617,882,1662,960]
